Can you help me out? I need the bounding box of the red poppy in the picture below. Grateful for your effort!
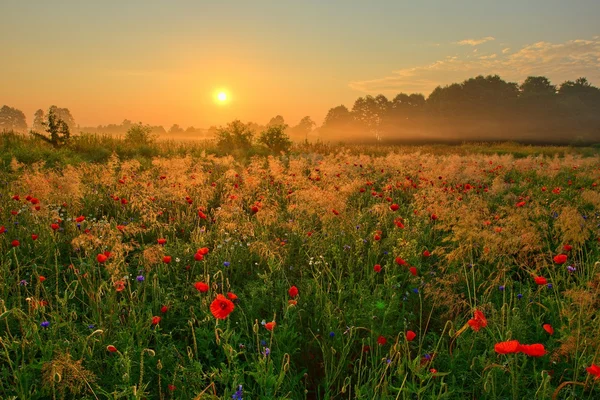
[468,309,488,332]
[168,384,176,392]
[194,282,209,293]
[406,330,416,341]
[586,364,600,379]
[373,264,382,273]
[409,267,418,276]
[251,205,259,214]
[332,209,339,215]
[151,316,161,325]
[395,257,407,266]
[11,240,19,247]
[160,305,168,313]
[157,238,167,245]
[117,225,125,231]
[0,226,5,234]
[377,335,387,345]
[39,276,46,282]
[515,201,526,207]
[51,223,59,231]
[390,203,399,211]
[563,244,572,251]
[97,253,108,263]
[31,234,38,240]
[210,294,235,319]
[227,292,238,300]
[288,286,299,298]
[288,300,297,306]
[106,345,118,353]
[162,256,172,264]
[198,247,209,255]
[194,253,204,261]
[422,250,431,257]
[394,218,405,228]
[265,321,276,331]
[543,324,554,335]
[114,280,126,292]
[12,194,20,201]
[75,216,85,223]
[198,210,207,219]
[534,276,548,285]
[494,340,520,354]
[430,214,438,220]
[373,233,381,241]
[518,343,546,357]
[553,254,567,264]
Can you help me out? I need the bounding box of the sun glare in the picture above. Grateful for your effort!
[217,92,227,102]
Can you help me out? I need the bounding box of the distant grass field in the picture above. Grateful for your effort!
[1,132,599,399]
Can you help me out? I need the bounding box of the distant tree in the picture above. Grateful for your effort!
[185,126,196,133]
[215,120,254,151]
[351,95,390,135]
[0,105,27,133]
[125,123,156,145]
[267,115,286,128]
[48,106,76,133]
[258,125,292,153]
[168,124,184,134]
[30,106,71,147]
[289,116,316,140]
[322,105,352,132]
[32,109,45,133]
[520,76,556,98]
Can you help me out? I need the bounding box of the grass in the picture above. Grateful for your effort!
[0,132,599,399]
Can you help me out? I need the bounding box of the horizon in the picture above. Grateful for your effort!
[1,1,599,129]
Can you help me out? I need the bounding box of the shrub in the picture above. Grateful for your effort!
[125,123,156,145]
[258,125,292,153]
[215,120,254,152]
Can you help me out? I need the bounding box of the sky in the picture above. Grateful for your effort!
[1,0,599,129]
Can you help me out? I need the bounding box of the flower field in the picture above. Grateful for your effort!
[1,146,600,399]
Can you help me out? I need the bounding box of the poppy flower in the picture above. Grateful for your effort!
[409,267,418,276]
[97,253,108,263]
[395,257,407,266]
[160,305,168,313]
[114,280,126,292]
[198,210,207,219]
[494,340,520,354]
[227,292,238,301]
[586,364,600,379]
[377,335,387,345]
[553,254,567,264]
[373,264,382,273]
[106,345,118,353]
[406,330,416,341]
[288,286,299,298]
[194,282,209,293]
[39,276,46,283]
[332,209,339,215]
[168,384,176,392]
[151,316,161,325]
[162,256,172,264]
[467,309,488,332]
[430,214,438,220]
[210,294,235,319]
[51,223,59,231]
[543,324,554,335]
[198,247,209,255]
[534,276,548,285]
[422,250,431,257]
[265,321,276,331]
[31,234,38,240]
[288,300,297,306]
[390,203,399,211]
[75,216,85,223]
[117,225,125,231]
[373,233,381,241]
[251,205,259,214]
[515,201,526,207]
[157,238,167,245]
[194,253,204,261]
[518,343,546,357]
[11,240,19,247]
[563,244,572,251]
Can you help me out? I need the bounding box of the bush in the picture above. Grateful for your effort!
[215,120,254,152]
[125,123,156,145]
[258,125,292,153]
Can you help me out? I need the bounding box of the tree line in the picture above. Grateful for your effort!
[2,75,599,144]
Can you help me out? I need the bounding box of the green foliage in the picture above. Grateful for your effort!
[125,123,157,145]
[215,120,255,152]
[258,125,292,153]
[30,107,71,148]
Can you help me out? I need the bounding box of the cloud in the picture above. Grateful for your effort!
[455,36,495,46]
[348,37,600,95]
[502,48,511,54]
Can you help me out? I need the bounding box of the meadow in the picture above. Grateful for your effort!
[1,133,600,399]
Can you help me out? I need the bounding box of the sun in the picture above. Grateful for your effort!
[217,92,227,102]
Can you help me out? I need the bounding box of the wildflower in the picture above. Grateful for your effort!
[136,275,145,282]
[19,279,28,286]
[515,201,526,207]
[265,321,276,331]
[194,253,204,261]
[395,257,407,266]
[31,234,38,240]
[227,292,238,301]
[377,335,387,345]
[232,385,243,400]
[586,364,600,379]
[223,261,230,267]
[75,216,85,223]
[262,347,271,356]
[406,330,416,341]
[494,340,520,354]
[519,343,546,357]
[51,223,59,231]
[517,293,523,300]
[553,254,567,264]
[409,267,418,276]
[168,384,176,392]
[40,321,50,328]
[161,305,168,313]
[467,309,488,332]
[106,345,117,353]
[97,253,108,263]
[422,250,431,257]
[210,294,235,319]
[194,282,209,293]
[288,285,299,298]
[329,332,335,338]
[563,244,572,251]
[430,214,438,220]
[114,280,126,292]
[39,276,46,282]
[151,316,161,325]
[534,276,548,285]
[373,264,382,273]
[412,288,419,294]
[543,324,554,335]
[162,256,172,264]
[88,324,95,329]
[567,265,576,273]
[390,203,399,211]
[197,247,210,255]
[0,226,6,234]
[11,240,19,247]
[157,238,167,245]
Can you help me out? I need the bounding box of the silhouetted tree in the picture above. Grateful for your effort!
[32,109,45,133]
[258,125,292,153]
[267,115,286,128]
[215,120,254,151]
[0,105,27,133]
[168,124,184,134]
[289,116,316,141]
[48,105,76,133]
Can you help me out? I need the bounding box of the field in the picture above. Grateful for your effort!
[1,135,600,399]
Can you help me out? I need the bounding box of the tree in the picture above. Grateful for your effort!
[48,106,76,133]
[351,95,390,134]
[215,120,254,152]
[168,124,184,134]
[289,116,316,140]
[520,76,556,98]
[322,105,352,132]
[258,125,292,153]
[267,115,286,128]
[32,109,45,133]
[30,106,71,147]
[125,123,156,145]
[0,105,27,133]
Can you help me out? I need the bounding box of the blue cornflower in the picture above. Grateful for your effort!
[547,283,553,289]
[263,347,270,356]
[567,265,576,273]
[232,385,243,400]
[136,275,145,282]
[40,321,50,328]
[517,293,523,300]
[223,261,230,267]
[329,331,335,338]
[412,288,419,294]
[499,285,505,291]
[88,324,95,329]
